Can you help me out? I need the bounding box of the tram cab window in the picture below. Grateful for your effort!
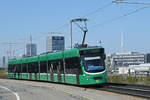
[81,55,105,73]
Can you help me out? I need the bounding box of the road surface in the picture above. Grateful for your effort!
[0,79,146,100]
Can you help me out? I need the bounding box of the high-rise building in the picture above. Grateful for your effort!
[26,43,37,56]
[46,36,65,52]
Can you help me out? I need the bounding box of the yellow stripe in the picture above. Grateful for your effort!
[63,91,72,95]
[82,96,94,100]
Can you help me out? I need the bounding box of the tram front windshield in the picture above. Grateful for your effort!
[80,48,105,73]
[81,55,105,73]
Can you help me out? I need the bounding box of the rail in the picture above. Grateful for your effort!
[93,83,150,99]
[3,77,150,98]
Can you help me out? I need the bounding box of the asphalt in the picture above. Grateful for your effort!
[0,79,146,100]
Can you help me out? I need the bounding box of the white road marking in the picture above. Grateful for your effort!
[0,86,20,100]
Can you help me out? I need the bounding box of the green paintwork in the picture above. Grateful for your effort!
[15,73,18,78]
[8,47,107,85]
[61,74,65,83]
[31,73,35,80]
[65,74,77,84]
[16,59,22,64]
[47,52,63,60]
[27,56,38,63]
[40,73,48,81]
[8,73,14,78]
[54,74,58,82]
[8,60,16,65]
[21,73,29,79]
[39,54,47,61]
[8,71,107,85]
[79,71,107,85]
[23,56,38,63]
[37,73,40,80]
[64,48,79,58]
[48,74,50,81]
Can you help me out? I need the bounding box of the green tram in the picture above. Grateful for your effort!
[8,46,107,85]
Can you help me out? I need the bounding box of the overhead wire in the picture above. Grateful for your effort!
[54,23,69,31]
[89,5,150,29]
[53,2,113,31]
[83,2,113,18]
[53,1,150,33]
[113,1,150,5]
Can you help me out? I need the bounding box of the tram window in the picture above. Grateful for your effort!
[65,57,82,74]
[33,62,38,73]
[8,65,10,72]
[16,64,21,73]
[22,63,27,73]
[28,63,33,73]
[8,65,11,72]
[59,60,64,74]
[11,64,15,73]
[40,61,47,73]
[48,61,52,73]
[8,64,13,73]
[65,57,80,68]
[14,64,17,73]
[28,62,38,73]
[53,61,58,73]
[48,60,64,74]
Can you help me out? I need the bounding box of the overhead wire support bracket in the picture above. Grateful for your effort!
[113,0,150,5]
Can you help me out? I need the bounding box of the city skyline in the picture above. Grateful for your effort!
[0,0,150,57]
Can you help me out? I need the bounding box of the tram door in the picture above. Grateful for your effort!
[50,63,54,82]
[35,73,37,80]
[57,61,62,83]
[76,69,80,85]
[14,65,16,78]
[29,73,32,80]
[18,73,20,79]
[35,62,38,80]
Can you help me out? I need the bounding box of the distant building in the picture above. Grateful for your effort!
[26,43,37,56]
[2,56,5,67]
[46,36,65,52]
[118,67,129,74]
[145,53,150,63]
[106,52,150,73]
[128,63,150,74]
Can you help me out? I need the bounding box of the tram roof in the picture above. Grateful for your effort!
[8,46,104,64]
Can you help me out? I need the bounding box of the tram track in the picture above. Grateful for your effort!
[93,83,150,99]
[0,76,8,79]
[2,78,150,99]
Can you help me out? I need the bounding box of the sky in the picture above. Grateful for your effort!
[0,0,150,58]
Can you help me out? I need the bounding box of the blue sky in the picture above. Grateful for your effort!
[0,0,150,58]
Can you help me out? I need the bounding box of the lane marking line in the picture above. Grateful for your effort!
[63,91,72,95]
[82,96,94,100]
[0,86,20,100]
